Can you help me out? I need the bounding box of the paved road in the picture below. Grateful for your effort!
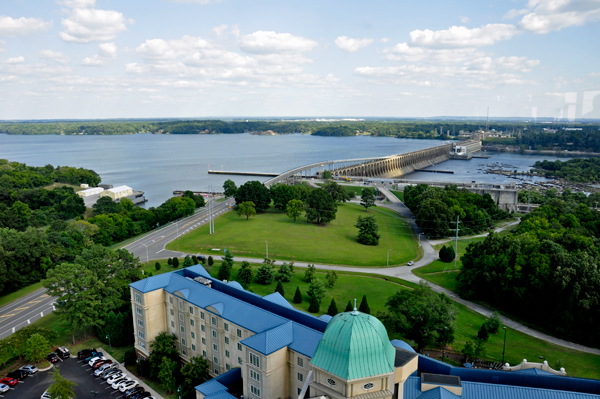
[0,288,55,340]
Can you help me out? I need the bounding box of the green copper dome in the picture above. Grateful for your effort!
[310,310,396,381]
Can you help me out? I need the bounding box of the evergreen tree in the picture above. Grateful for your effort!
[155,261,161,271]
[293,286,302,304]
[355,215,380,245]
[172,257,179,268]
[275,281,285,297]
[218,251,234,281]
[276,262,293,282]
[345,300,353,312]
[237,261,254,286]
[325,270,338,287]
[308,297,320,313]
[183,255,193,267]
[360,188,377,211]
[192,255,198,265]
[207,256,213,266]
[167,258,172,266]
[477,323,489,341]
[304,264,316,282]
[256,260,275,285]
[327,298,339,316]
[359,295,370,314]
[307,279,326,313]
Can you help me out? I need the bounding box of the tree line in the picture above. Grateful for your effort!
[532,158,600,183]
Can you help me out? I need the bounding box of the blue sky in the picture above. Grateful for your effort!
[0,0,599,119]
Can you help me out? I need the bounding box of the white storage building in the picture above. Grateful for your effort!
[77,187,104,197]
[101,185,133,200]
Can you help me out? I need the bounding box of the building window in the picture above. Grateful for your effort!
[178,300,183,310]
[226,364,230,371]
[181,338,186,346]
[214,368,219,375]
[237,329,242,338]
[180,326,185,334]
[140,341,146,350]
[202,338,206,345]
[212,330,217,339]
[250,385,260,397]
[211,316,217,326]
[224,337,229,345]
[224,323,229,331]
[297,357,303,367]
[213,343,218,352]
[363,383,374,391]
[201,312,205,320]
[237,343,242,351]
[192,344,196,352]
[170,309,174,316]
[203,350,207,357]
[238,357,242,365]
[182,348,187,356]
[169,296,173,304]
[190,319,195,327]
[250,369,260,382]
[189,306,194,314]
[201,325,205,332]
[298,373,304,382]
[136,306,142,316]
[135,293,142,304]
[249,353,260,368]
[179,313,184,323]
[138,331,145,339]
[225,350,230,358]
[298,388,302,395]
[171,321,175,328]
[137,318,144,328]
[326,378,336,387]
[191,331,196,339]
[213,357,219,365]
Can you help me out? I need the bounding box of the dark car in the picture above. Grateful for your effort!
[77,348,96,360]
[7,370,28,381]
[125,386,145,398]
[56,346,70,359]
[84,352,103,362]
[47,353,60,363]
[131,392,152,399]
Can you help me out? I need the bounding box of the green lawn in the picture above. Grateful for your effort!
[167,203,418,266]
[0,282,44,308]
[43,183,85,192]
[390,190,404,202]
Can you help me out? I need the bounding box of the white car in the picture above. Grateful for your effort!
[119,380,139,392]
[0,384,9,393]
[20,364,38,374]
[41,391,54,399]
[407,261,414,266]
[112,377,131,390]
[102,369,121,380]
[95,362,117,376]
[89,356,106,367]
[107,373,124,384]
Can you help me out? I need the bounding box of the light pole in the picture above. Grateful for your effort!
[141,242,149,264]
[178,385,182,399]
[387,249,392,267]
[106,333,112,352]
[265,241,268,259]
[501,327,507,365]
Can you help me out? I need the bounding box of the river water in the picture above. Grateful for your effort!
[0,133,576,207]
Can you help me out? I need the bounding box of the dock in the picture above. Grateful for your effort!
[208,170,279,177]
[414,169,454,174]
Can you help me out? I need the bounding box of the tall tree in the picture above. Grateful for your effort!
[149,332,179,380]
[307,279,327,313]
[181,356,209,398]
[182,190,206,208]
[256,259,275,285]
[286,199,304,222]
[235,181,271,212]
[305,188,337,225]
[359,295,370,314]
[327,298,339,316]
[159,357,179,394]
[325,270,338,287]
[218,251,234,281]
[23,333,50,363]
[237,201,257,220]
[355,215,380,245]
[321,170,332,180]
[323,181,350,203]
[360,188,377,211]
[92,196,120,216]
[237,261,254,286]
[276,262,293,282]
[47,369,76,399]
[293,286,303,304]
[223,179,238,198]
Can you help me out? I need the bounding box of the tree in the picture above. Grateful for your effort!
[325,270,338,287]
[484,311,501,334]
[207,256,213,266]
[237,201,257,220]
[172,257,179,268]
[223,179,238,198]
[323,181,350,203]
[360,188,377,211]
[382,282,457,351]
[181,356,209,398]
[96,310,133,347]
[462,340,475,362]
[11,201,31,231]
[256,259,275,285]
[159,356,179,394]
[192,255,198,265]
[182,190,206,208]
[286,199,304,222]
[477,323,489,341]
[304,264,316,282]
[167,258,173,266]
[235,181,271,212]
[149,332,179,380]
[275,281,285,296]
[321,170,332,180]
[183,255,194,267]
[345,300,353,312]
[270,184,301,211]
[23,333,50,363]
[218,251,234,281]
[92,196,119,216]
[308,297,320,313]
[359,295,370,314]
[355,215,380,245]
[293,286,302,303]
[327,298,338,316]
[276,262,293,282]
[237,261,254,286]
[307,278,326,313]
[155,262,161,271]
[439,245,455,262]
[305,188,337,224]
[47,369,76,399]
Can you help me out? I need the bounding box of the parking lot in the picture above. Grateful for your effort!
[2,356,144,399]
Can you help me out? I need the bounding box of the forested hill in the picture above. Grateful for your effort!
[532,158,600,183]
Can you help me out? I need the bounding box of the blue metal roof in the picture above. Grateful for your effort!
[195,380,228,396]
[242,322,294,355]
[129,271,176,293]
[164,273,289,334]
[512,368,556,376]
[288,322,324,358]
[227,281,245,291]
[318,314,333,323]
[205,392,237,399]
[391,339,416,353]
[415,387,461,399]
[263,292,294,309]
[185,265,212,278]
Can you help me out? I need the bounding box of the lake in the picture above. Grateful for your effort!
[0,133,575,207]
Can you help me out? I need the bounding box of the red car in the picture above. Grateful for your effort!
[0,377,18,387]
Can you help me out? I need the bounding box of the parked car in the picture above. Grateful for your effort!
[131,391,152,399]
[88,356,106,367]
[112,377,132,390]
[124,387,145,398]
[84,352,103,362]
[56,346,70,359]
[47,352,60,363]
[7,370,28,380]
[77,348,96,360]
[407,261,414,266]
[19,365,38,374]
[102,369,121,380]
[120,380,139,392]
[0,377,18,387]
[107,373,125,384]
[93,359,112,370]
[41,391,54,399]
[95,362,117,376]
[0,383,9,394]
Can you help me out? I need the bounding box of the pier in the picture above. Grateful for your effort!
[208,170,279,177]
[414,169,454,174]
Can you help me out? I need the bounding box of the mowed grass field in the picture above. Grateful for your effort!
[167,203,418,266]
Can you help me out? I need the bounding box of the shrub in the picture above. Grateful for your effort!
[477,323,489,341]
[484,311,501,334]
[275,281,285,297]
[172,257,179,268]
[293,287,302,303]
[304,264,316,282]
[327,298,338,316]
[359,295,370,314]
[208,256,214,266]
[155,262,161,271]
[183,255,193,267]
[439,245,456,263]
[276,262,293,282]
[124,348,137,367]
[256,261,275,285]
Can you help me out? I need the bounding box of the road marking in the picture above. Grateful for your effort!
[156,249,165,253]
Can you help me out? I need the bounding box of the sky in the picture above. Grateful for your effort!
[0,0,599,120]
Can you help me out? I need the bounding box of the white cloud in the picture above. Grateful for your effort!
[238,31,317,54]
[380,38,390,43]
[39,50,70,64]
[0,40,5,53]
[136,36,211,60]
[517,0,600,33]
[335,36,373,52]
[0,16,52,36]
[409,24,519,48]
[459,16,470,23]
[0,75,17,83]
[59,0,130,43]
[588,72,600,77]
[495,56,540,72]
[82,42,117,66]
[5,56,25,64]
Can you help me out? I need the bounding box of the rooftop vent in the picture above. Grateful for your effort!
[421,373,462,396]
[194,276,212,288]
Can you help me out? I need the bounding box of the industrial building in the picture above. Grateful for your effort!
[130,266,600,399]
[77,187,104,197]
[101,185,133,200]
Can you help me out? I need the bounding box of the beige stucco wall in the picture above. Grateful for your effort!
[131,288,166,357]
[394,356,418,384]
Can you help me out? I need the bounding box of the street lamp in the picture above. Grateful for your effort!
[501,327,507,365]
[387,249,392,267]
[141,242,149,264]
[178,385,182,399]
[106,333,112,352]
[265,241,268,259]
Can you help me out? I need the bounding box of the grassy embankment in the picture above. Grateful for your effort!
[390,189,404,202]
[167,203,418,266]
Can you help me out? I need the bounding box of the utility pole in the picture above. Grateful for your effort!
[208,185,213,235]
[453,215,460,271]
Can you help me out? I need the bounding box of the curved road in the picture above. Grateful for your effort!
[0,288,56,340]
